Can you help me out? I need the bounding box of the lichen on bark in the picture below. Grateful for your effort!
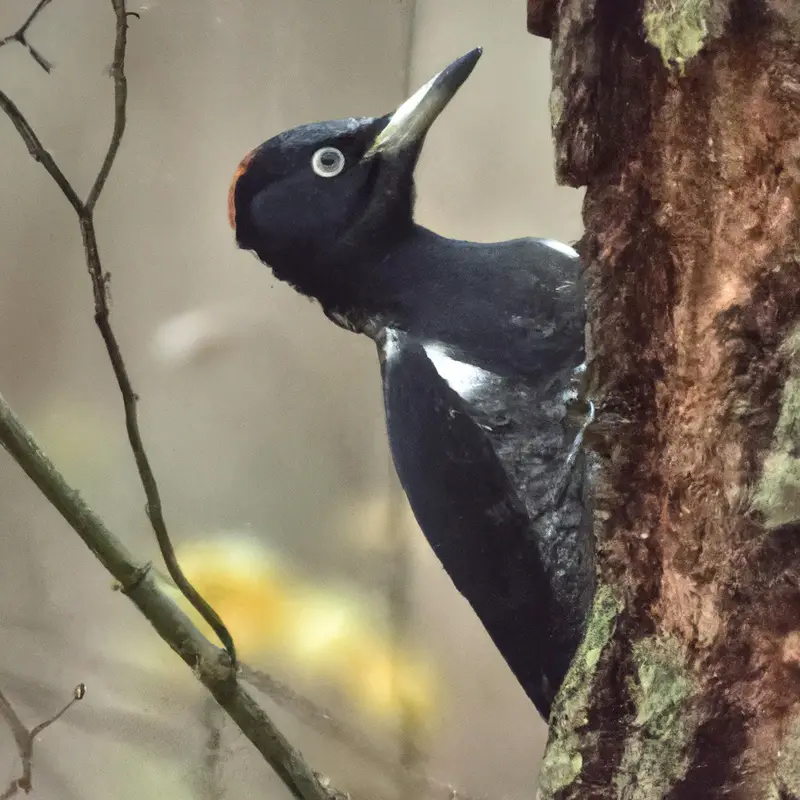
[614,637,696,800]
[537,585,621,798]
[642,0,730,71]
[753,324,800,529]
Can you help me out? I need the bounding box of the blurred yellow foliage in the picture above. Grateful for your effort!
[166,533,442,732]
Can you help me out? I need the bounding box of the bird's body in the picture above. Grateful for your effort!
[228,49,595,718]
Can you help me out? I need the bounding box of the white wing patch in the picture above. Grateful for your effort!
[542,239,579,259]
[423,343,494,401]
[381,332,494,402]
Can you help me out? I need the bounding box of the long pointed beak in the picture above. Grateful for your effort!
[362,47,482,160]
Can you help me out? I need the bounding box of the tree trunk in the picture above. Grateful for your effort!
[528,2,800,797]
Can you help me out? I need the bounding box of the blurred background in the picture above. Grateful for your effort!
[0,0,583,798]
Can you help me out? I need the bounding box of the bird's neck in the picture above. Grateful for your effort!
[363,224,478,298]
[316,225,470,332]
[366,224,492,314]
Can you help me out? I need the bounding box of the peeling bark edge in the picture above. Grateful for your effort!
[528,0,558,38]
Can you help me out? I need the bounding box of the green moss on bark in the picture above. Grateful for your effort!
[614,636,696,799]
[753,325,800,529]
[537,585,621,798]
[642,0,730,71]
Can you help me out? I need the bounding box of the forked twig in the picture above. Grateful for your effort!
[0,684,85,799]
[0,0,55,72]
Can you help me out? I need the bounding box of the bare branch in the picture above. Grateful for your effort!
[78,208,237,667]
[82,0,236,668]
[0,0,236,667]
[29,683,85,739]
[84,0,126,212]
[0,0,54,73]
[0,90,83,213]
[0,684,84,799]
[0,391,336,800]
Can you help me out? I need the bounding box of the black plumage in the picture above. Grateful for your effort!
[229,48,595,718]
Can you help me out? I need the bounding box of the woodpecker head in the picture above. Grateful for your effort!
[228,48,482,309]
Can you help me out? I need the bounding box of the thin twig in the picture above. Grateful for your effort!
[0,684,85,799]
[0,391,335,800]
[0,665,192,758]
[0,90,82,213]
[81,0,235,669]
[0,0,54,72]
[84,0,127,212]
[29,683,85,739]
[0,0,52,44]
[0,0,236,668]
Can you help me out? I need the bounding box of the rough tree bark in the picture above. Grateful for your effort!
[527,2,800,798]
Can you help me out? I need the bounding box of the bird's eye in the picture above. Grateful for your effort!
[311,147,345,178]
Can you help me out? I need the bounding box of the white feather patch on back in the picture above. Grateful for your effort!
[541,239,580,259]
[423,343,494,401]
[382,329,401,362]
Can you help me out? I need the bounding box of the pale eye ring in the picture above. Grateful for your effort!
[311,147,345,177]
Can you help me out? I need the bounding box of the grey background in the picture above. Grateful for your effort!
[0,0,583,797]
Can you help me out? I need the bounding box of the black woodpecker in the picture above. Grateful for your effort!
[228,48,595,719]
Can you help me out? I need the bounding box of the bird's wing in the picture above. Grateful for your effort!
[379,328,558,718]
